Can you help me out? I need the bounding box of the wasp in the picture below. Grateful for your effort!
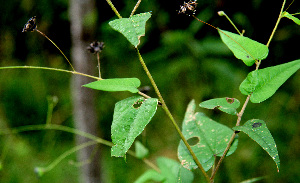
[178,0,198,15]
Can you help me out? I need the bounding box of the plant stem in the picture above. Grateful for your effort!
[35,29,75,72]
[218,11,242,35]
[105,0,122,19]
[97,52,102,79]
[130,0,142,17]
[135,48,210,182]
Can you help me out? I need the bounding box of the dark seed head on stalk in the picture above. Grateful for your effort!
[87,41,105,54]
[22,16,37,32]
[178,0,198,15]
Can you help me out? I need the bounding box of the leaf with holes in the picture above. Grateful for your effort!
[111,96,158,157]
[178,100,238,171]
[282,11,300,25]
[233,119,280,172]
[218,29,269,66]
[109,12,151,47]
[135,157,194,183]
[199,97,240,115]
[239,59,300,103]
[83,78,141,93]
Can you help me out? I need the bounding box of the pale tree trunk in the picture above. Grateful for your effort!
[69,0,102,182]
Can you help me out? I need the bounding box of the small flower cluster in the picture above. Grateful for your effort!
[22,16,37,32]
[87,41,105,54]
[178,0,198,15]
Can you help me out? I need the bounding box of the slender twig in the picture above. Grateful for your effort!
[105,0,122,18]
[35,29,75,72]
[135,48,210,182]
[218,11,242,35]
[130,0,142,17]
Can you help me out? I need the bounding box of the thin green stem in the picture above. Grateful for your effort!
[97,52,102,79]
[218,11,242,35]
[36,141,98,175]
[130,0,142,17]
[135,48,210,182]
[0,65,100,80]
[35,29,75,72]
[105,0,122,18]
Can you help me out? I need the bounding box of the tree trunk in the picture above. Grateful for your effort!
[69,0,102,182]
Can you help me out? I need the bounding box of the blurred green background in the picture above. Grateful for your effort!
[0,0,299,182]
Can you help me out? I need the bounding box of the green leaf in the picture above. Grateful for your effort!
[109,12,152,47]
[282,11,300,25]
[218,29,269,66]
[111,96,158,157]
[240,59,300,103]
[199,97,240,115]
[178,100,238,171]
[134,157,194,183]
[135,141,149,159]
[233,119,280,172]
[83,78,141,93]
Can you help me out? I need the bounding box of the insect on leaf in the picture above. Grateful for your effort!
[109,12,151,47]
[233,119,280,172]
[218,29,269,66]
[240,59,300,103]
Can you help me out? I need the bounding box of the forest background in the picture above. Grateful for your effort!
[0,0,299,182]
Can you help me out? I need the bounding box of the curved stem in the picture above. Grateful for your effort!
[135,48,210,182]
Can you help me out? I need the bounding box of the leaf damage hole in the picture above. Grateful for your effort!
[187,136,200,146]
[252,122,262,128]
[132,98,145,109]
[226,97,234,104]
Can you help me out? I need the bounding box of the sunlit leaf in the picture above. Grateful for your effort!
[111,96,158,157]
[218,29,269,66]
[135,157,194,183]
[239,59,300,103]
[109,12,151,47]
[233,119,280,172]
[282,11,300,25]
[83,78,141,93]
[178,100,238,171]
[199,97,240,115]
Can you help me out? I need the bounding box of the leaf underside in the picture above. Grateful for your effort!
[199,97,240,115]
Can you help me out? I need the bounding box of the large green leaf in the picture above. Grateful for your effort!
[111,96,158,157]
[109,12,151,47]
[218,29,269,66]
[282,11,300,25]
[240,59,300,103]
[178,100,238,171]
[199,97,240,115]
[233,119,280,172]
[134,157,194,183]
[83,78,141,93]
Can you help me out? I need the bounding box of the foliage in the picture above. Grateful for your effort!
[0,0,299,182]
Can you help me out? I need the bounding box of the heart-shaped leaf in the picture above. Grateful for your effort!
[109,12,151,47]
[218,29,269,66]
[233,119,280,172]
[111,96,158,157]
[178,100,238,171]
[240,59,300,103]
[199,97,240,115]
[83,78,141,93]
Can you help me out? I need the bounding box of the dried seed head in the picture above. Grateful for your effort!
[178,0,198,15]
[87,41,105,54]
[22,16,37,32]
